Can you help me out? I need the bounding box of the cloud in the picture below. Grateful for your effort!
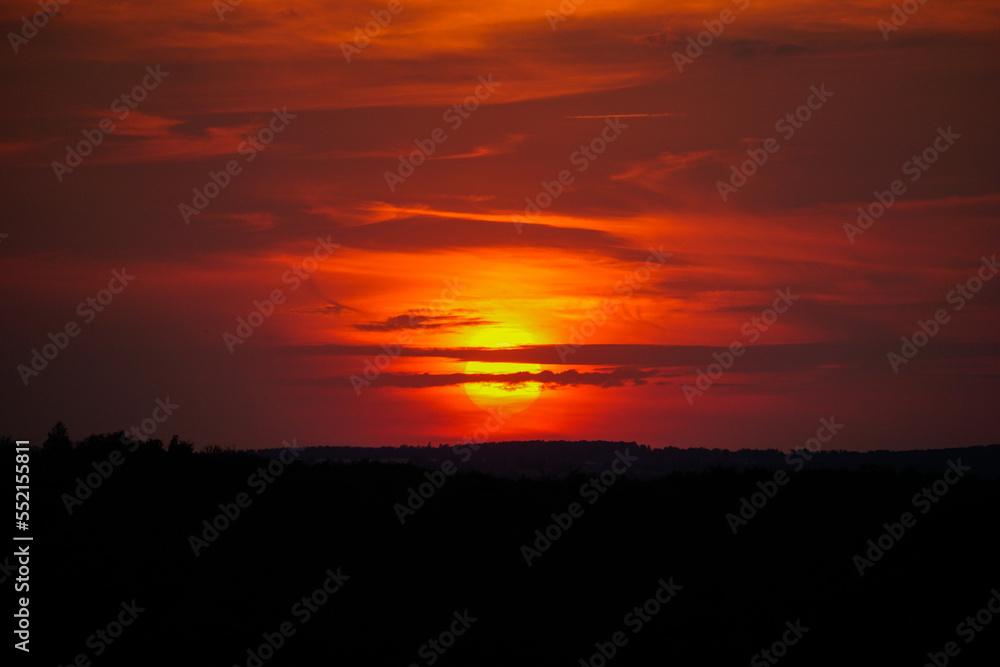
[292,303,357,316]
[566,114,685,119]
[633,21,679,47]
[429,134,526,160]
[291,366,664,390]
[329,215,657,261]
[353,310,496,332]
[275,341,1000,373]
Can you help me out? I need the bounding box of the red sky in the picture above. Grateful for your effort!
[2,0,998,450]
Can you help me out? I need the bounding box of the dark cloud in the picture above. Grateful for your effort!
[332,216,653,262]
[353,311,496,332]
[291,366,664,390]
[276,341,1000,372]
[292,304,356,316]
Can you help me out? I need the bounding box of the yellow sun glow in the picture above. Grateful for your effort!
[462,328,543,414]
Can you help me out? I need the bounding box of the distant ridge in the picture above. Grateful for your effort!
[251,441,1000,479]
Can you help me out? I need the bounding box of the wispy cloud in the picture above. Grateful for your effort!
[353,311,496,332]
[566,114,685,119]
[292,303,357,316]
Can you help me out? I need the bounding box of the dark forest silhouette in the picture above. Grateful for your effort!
[4,426,999,666]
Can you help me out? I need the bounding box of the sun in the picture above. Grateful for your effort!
[462,328,543,414]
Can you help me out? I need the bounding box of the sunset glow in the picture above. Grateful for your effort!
[2,0,998,451]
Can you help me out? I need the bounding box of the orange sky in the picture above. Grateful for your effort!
[2,0,998,450]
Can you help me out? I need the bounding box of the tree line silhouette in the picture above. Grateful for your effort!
[3,424,998,666]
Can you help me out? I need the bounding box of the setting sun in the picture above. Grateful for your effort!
[461,329,543,414]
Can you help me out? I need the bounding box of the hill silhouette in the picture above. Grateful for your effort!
[4,431,999,666]
[258,440,1000,479]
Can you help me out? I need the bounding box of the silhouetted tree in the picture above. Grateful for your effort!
[43,421,72,452]
[168,434,193,456]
